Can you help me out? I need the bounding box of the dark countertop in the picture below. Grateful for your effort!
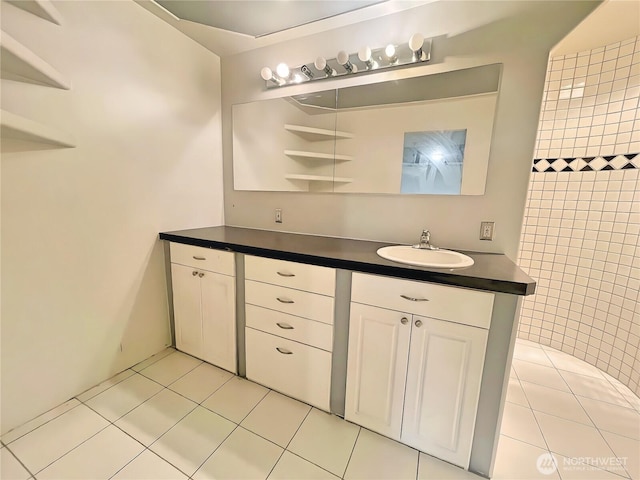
[159,226,536,296]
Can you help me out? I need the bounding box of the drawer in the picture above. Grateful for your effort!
[245,255,335,296]
[245,327,331,411]
[170,242,235,276]
[351,273,494,329]
[245,280,334,325]
[246,304,333,351]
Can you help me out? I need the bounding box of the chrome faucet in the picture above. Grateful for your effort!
[413,229,439,250]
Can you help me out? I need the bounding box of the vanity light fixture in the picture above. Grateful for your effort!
[409,33,426,61]
[260,67,281,86]
[358,46,376,70]
[276,63,290,79]
[314,56,335,77]
[260,33,432,89]
[337,51,357,73]
[384,44,398,64]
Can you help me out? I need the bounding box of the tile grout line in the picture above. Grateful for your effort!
[341,426,362,478]
[3,442,37,479]
[263,405,314,479]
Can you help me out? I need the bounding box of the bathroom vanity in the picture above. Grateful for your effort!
[159,226,535,477]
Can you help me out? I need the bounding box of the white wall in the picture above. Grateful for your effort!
[222,1,599,258]
[1,0,224,433]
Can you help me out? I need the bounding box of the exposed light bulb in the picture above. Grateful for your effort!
[385,44,397,63]
[260,67,274,81]
[276,63,290,78]
[314,56,334,76]
[358,46,376,70]
[337,50,356,73]
[409,33,425,61]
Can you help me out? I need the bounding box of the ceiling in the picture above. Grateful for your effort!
[155,0,385,37]
[136,0,432,57]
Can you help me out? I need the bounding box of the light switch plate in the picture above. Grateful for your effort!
[275,208,283,223]
[480,221,494,240]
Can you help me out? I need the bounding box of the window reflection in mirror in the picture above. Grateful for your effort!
[401,130,467,195]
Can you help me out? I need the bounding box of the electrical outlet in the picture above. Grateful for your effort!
[480,221,494,241]
[275,208,283,223]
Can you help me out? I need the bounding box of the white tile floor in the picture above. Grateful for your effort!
[1,339,638,480]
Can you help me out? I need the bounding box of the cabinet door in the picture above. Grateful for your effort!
[345,303,411,439]
[200,271,237,373]
[171,263,203,359]
[402,316,488,468]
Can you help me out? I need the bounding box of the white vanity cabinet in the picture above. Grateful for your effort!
[345,273,494,469]
[169,243,236,373]
[244,255,335,411]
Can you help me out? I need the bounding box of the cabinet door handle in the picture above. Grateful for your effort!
[193,256,206,260]
[415,319,423,328]
[198,272,205,278]
[192,270,199,276]
[400,294,429,302]
[401,317,409,325]
[276,347,293,355]
[276,297,294,304]
[277,271,295,277]
[276,322,294,330]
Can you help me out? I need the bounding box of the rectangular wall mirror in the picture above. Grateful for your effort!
[232,63,501,195]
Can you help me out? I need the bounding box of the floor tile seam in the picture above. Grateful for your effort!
[525,402,596,428]
[572,391,637,410]
[176,372,235,407]
[574,394,640,441]
[281,449,344,479]
[189,424,249,478]
[602,377,639,410]
[262,406,314,479]
[510,375,535,409]
[136,358,204,388]
[513,373,573,394]
[28,422,112,475]
[3,442,37,478]
[131,348,177,372]
[76,368,137,403]
[234,385,271,425]
[0,400,81,446]
[80,387,161,426]
[341,425,362,478]
[138,445,195,480]
[499,432,549,451]
[105,447,158,480]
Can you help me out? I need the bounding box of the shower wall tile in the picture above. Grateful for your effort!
[518,35,640,398]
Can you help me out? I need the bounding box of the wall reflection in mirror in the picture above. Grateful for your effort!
[232,64,501,195]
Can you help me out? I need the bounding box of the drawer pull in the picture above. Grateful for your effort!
[198,272,205,278]
[276,297,295,304]
[276,347,293,355]
[400,294,429,302]
[192,270,199,276]
[276,322,294,330]
[193,256,206,260]
[277,271,295,277]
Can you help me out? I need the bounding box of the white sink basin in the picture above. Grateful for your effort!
[377,245,474,269]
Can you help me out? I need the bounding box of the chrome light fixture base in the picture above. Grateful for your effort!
[262,37,432,89]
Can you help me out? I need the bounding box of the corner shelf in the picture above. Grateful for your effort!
[285,174,353,183]
[6,0,63,25]
[284,150,354,161]
[1,30,70,89]
[1,109,75,147]
[284,124,354,140]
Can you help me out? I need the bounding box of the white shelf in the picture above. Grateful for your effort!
[6,0,63,25]
[1,109,75,147]
[284,124,354,140]
[285,174,353,183]
[284,150,354,161]
[1,30,70,89]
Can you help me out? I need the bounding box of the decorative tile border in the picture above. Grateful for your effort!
[532,153,639,173]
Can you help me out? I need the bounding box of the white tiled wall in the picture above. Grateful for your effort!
[518,36,640,397]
